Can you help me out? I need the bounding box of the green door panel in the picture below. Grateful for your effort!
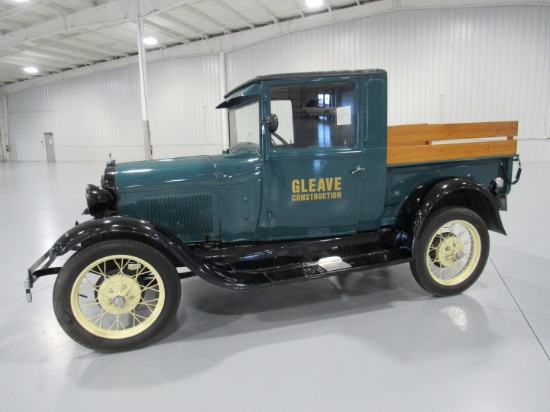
[265,150,364,239]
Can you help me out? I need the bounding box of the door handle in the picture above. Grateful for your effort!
[351,166,365,175]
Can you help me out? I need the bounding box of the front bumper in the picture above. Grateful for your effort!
[24,251,61,303]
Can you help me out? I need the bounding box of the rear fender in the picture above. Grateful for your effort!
[397,178,506,252]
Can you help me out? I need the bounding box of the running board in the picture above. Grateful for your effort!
[194,229,412,288]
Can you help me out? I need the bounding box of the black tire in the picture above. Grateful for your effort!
[53,240,181,352]
[410,207,490,297]
[324,110,332,119]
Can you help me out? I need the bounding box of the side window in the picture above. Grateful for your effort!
[269,82,356,149]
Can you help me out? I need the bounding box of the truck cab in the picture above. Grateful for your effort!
[215,70,388,242]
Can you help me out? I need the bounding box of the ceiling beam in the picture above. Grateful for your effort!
[180,4,226,31]
[157,12,202,38]
[34,37,109,59]
[2,46,85,64]
[80,28,136,49]
[18,10,51,24]
[210,0,256,29]
[142,19,183,40]
[72,1,99,7]
[2,19,29,31]
[249,0,279,24]
[0,1,57,21]
[285,0,306,18]
[47,4,76,17]
[1,54,66,71]
[102,23,141,45]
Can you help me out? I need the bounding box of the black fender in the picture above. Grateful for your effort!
[396,178,506,252]
[30,216,270,290]
[50,216,186,258]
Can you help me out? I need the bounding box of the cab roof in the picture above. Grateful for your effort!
[223,69,386,100]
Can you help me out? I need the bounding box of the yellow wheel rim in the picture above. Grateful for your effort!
[425,220,481,286]
[70,255,166,339]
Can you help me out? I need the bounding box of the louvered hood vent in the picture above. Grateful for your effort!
[145,192,213,236]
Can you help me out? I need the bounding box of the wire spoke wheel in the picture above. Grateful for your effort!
[426,220,481,286]
[54,240,181,352]
[71,255,165,339]
[410,207,490,296]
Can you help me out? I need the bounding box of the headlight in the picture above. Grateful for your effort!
[86,184,115,218]
[84,161,117,218]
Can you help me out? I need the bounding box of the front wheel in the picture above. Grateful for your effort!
[410,207,490,296]
[53,240,181,352]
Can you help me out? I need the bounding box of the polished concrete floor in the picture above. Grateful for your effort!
[1,161,549,411]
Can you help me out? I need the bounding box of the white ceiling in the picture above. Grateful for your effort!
[1,0,549,90]
[0,0,379,86]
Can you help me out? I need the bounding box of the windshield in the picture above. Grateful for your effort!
[228,100,260,148]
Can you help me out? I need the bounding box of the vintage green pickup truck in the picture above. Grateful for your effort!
[26,70,521,352]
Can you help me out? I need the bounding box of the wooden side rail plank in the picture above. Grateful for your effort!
[388,121,519,145]
[388,139,518,165]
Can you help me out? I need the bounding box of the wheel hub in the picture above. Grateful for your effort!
[112,295,126,307]
[97,274,142,315]
[435,234,465,268]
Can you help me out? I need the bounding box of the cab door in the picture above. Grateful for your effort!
[264,80,365,240]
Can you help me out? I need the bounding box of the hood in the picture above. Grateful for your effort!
[116,156,217,194]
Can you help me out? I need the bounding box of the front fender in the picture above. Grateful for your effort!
[27,217,191,288]
[26,216,271,301]
[50,216,183,258]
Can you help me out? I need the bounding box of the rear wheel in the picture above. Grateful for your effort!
[410,207,490,296]
[53,240,181,352]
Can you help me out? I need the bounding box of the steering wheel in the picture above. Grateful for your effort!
[271,132,291,148]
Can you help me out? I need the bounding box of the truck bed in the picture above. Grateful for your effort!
[387,121,518,165]
[383,121,519,227]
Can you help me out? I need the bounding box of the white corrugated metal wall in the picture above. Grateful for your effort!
[0,96,7,161]
[8,68,142,162]
[5,5,550,162]
[147,54,223,159]
[226,6,550,161]
[7,54,223,162]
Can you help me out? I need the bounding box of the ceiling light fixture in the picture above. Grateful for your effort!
[143,37,158,46]
[304,0,324,10]
[23,66,39,74]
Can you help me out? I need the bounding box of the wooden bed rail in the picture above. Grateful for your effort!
[387,121,518,165]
